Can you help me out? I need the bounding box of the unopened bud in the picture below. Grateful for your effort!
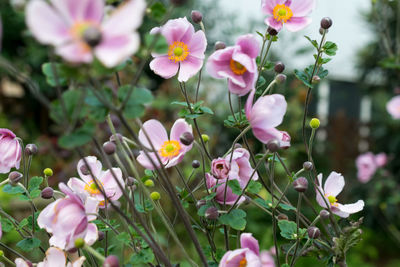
[196,199,206,209]
[214,41,226,50]
[303,161,313,171]
[98,231,105,241]
[205,207,219,220]
[274,62,285,73]
[170,0,186,6]
[80,165,90,175]
[201,134,209,143]
[267,26,278,36]
[307,226,321,239]
[191,10,203,24]
[192,160,200,169]
[275,74,286,84]
[312,75,321,84]
[43,168,53,177]
[103,255,119,267]
[126,177,136,187]
[319,210,330,220]
[266,139,280,152]
[150,191,161,201]
[83,27,102,47]
[180,132,194,146]
[292,177,308,193]
[320,17,333,30]
[234,143,242,149]
[277,214,289,221]
[144,179,154,187]
[25,144,38,156]
[103,141,116,155]
[109,133,123,144]
[309,118,320,129]
[319,27,327,35]
[74,238,85,249]
[8,171,23,186]
[41,187,54,199]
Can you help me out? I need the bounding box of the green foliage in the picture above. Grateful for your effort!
[129,248,155,265]
[227,180,242,195]
[118,85,153,119]
[278,220,307,240]
[1,218,14,232]
[49,90,85,122]
[28,176,43,191]
[294,65,329,88]
[16,237,41,252]
[223,110,248,129]
[219,209,247,230]
[135,200,154,213]
[58,121,96,149]
[332,219,363,264]
[3,184,24,194]
[323,41,338,56]
[246,181,262,194]
[148,2,167,22]
[173,100,214,120]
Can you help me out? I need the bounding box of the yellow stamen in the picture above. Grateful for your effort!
[69,21,99,52]
[239,257,247,267]
[273,4,293,23]
[230,59,247,75]
[159,140,181,158]
[168,41,189,62]
[84,180,102,195]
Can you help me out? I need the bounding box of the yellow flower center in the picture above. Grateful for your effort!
[239,257,247,267]
[327,195,339,207]
[159,140,181,158]
[69,21,98,52]
[273,4,293,23]
[168,41,189,63]
[84,180,102,195]
[230,59,247,75]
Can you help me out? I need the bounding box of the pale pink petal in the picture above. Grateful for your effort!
[164,152,185,169]
[323,171,344,197]
[15,258,30,267]
[77,156,103,184]
[70,257,86,267]
[338,200,364,214]
[26,0,70,46]
[68,178,88,195]
[84,197,99,221]
[250,94,287,129]
[289,0,316,17]
[260,250,275,267]
[316,174,327,208]
[51,0,104,24]
[232,50,257,73]
[100,168,124,201]
[84,223,98,246]
[178,56,204,82]
[375,153,388,167]
[149,56,179,80]
[37,200,60,232]
[188,30,207,59]
[160,17,192,44]
[44,247,67,267]
[236,34,260,59]
[138,119,168,150]
[240,233,260,255]
[285,17,312,32]
[137,151,162,170]
[386,95,400,119]
[261,0,286,14]
[245,89,256,118]
[265,17,283,31]
[56,42,93,64]
[170,119,193,152]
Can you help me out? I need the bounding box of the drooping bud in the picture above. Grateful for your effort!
[191,10,203,24]
[277,214,289,221]
[83,27,102,47]
[267,26,278,36]
[319,210,330,220]
[74,238,85,249]
[109,133,123,144]
[205,207,219,220]
[150,191,161,201]
[201,134,209,143]
[80,165,90,175]
[292,177,308,193]
[8,171,23,186]
[144,179,154,187]
[274,62,285,73]
[214,41,226,50]
[98,231,105,241]
[192,160,200,169]
[275,74,287,84]
[43,168,53,177]
[103,255,120,267]
[266,139,280,152]
[303,161,313,171]
[196,199,206,209]
[309,118,320,129]
[180,132,194,146]
[41,187,54,199]
[307,226,321,239]
[25,144,38,156]
[103,141,116,155]
[320,17,333,30]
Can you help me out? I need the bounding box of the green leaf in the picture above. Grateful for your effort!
[227,180,242,195]
[197,203,213,217]
[16,237,41,252]
[246,181,262,194]
[278,220,307,240]
[135,200,154,213]
[149,2,167,22]
[279,203,296,211]
[3,184,25,194]
[28,176,43,191]
[1,218,14,232]
[129,248,155,264]
[294,69,312,88]
[118,85,153,119]
[304,36,319,49]
[49,90,84,122]
[85,88,113,122]
[202,192,217,201]
[199,106,214,115]
[18,218,29,230]
[218,209,247,231]
[30,189,41,199]
[323,41,338,56]
[42,63,68,87]
[58,121,96,149]
[116,232,131,245]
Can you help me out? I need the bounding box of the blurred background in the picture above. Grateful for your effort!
[0,0,399,266]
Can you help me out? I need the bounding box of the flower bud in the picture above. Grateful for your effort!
[307,226,321,239]
[319,27,327,35]
[83,27,102,47]
[109,133,123,144]
[192,160,200,169]
[43,168,53,177]
[266,139,280,152]
[277,214,289,221]
[150,191,161,201]
[274,62,285,73]
[170,0,186,6]
[126,177,136,187]
[0,250,3,257]
[292,177,308,193]
[275,74,286,84]
[214,41,226,50]
[196,199,206,209]
[303,161,313,171]
[312,75,321,84]
[144,179,154,187]
[191,10,203,24]
[267,26,278,36]
[98,231,105,241]
[205,207,219,220]
[201,134,209,143]
[74,238,85,249]
[309,118,320,129]
[319,210,330,220]
[234,143,242,149]
[103,255,119,267]
[80,165,90,175]
[320,17,333,30]
[103,141,116,155]
[180,132,194,146]
[25,144,38,156]
[41,187,54,199]
[8,171,23,186]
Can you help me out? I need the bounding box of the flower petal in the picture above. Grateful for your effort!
[236,34,260,59]
[324,171,344,197]
[137,151,162,170]
[138,119,168,150]
[265,16,283,31]
[261,0,286,14]
[160,17,192,44]
[43,247,67,267]
[149,56,179,80]
[285,17,312,32]
[77,156,103,184]
[84,223,98,246]
[240,233,260,255]
[338,200,364,214]
[51,0,104,24]
[177,56,204,82]
[170,119,193,152]
[188,30,207,59]
[289,0,316,17]
[55,42,93,64]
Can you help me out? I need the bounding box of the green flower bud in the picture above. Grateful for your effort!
[201,134,209,143]
[144,179,155,187]
[74,238,85,248]
[43,168,53,177]
[309,118,320,129]
[150,191,161,201]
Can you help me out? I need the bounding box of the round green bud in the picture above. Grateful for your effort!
[144,179,154,187]
[43,168,53,177]
[74,238,85,249]
[201,134,209,143]
[309,118,320,129]
[150,191,161,201]
[0,250,4,257]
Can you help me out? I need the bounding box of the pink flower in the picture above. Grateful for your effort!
[0,128,22,173]
[207,34,260,96]
[16,247,85,267]
[261,0,316,32]
[219,233,263,267]
[149,17,207,82]
[136,119,193,170]
[260,249,276,267]
[37,183,99,250]
[375,153,388,167]
[206,148,258,205]
[316,172,364,218]
[356,152,388,183]
[68,156,124,208]
[387,95,400,119]
[245,89,290,148]
[26,0,146,68]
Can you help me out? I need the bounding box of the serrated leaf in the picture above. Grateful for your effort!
[294,69,312,88]
[16,238,41,252]
[246,181,262,194]
[42,63,68,87]
[28,176,43,191]
[1,218,14,232]
[323,41,338,56]
[3,184,25,194]
[129,248,155,264]
[218,209,247,231]
[278,220,307,240]
[227,180,242,195]
[30,189,41,199]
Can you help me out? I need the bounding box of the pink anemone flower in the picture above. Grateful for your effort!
[136,119,193,170]
[316,172,364,218]
[386,95,400,119]
[207,34,260,96]
[26,0,146,68]
[68,156,124,208]
[37,183,99,250]
[219,233,263,267]
[149,17,207,82]
[245,89,290,148]
[261,0,316,32]
[0,128,22,174]
[15,247,85,267]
